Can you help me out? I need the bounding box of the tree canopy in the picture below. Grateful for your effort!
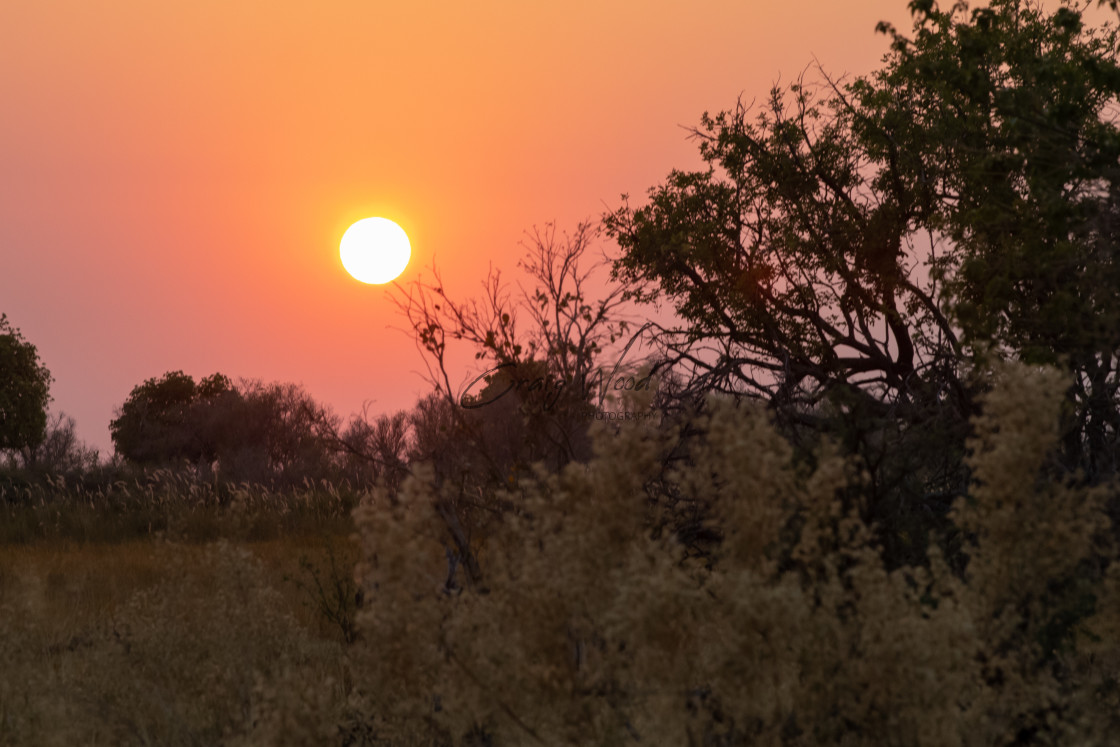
[0,314,52,452]
[861,0,1120,477]
[603,0,1120,566]
[110,370,236,466]
[110,371,340,484]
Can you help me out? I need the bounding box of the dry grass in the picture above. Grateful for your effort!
[0,535,361,643]
[0,534,366,746]
[0,473,360,545]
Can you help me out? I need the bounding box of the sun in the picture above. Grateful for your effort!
[339,217,411,284]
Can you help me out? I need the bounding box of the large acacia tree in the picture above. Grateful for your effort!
[605,0,1120,563]
[858,0,1120,480]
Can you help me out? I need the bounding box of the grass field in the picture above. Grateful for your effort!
[0,529,369,746]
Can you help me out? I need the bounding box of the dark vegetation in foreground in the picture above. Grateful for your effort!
[4,0,1120,743]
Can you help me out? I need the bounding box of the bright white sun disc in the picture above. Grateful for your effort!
[340,217,411,284]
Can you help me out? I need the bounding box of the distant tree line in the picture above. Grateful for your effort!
[103,370,409,489]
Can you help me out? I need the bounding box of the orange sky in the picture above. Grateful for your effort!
[1,0,916,455]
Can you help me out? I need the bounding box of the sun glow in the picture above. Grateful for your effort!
[339,217,411,284]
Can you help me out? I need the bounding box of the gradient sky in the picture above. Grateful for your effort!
[2,0,915,455]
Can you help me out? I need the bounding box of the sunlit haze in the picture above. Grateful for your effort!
[1,1,916,455]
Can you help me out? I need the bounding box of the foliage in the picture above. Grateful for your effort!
[347,363,1119,745]
[227,379,341,484]
[323,406,411,492]
[0,314,52,452]
[110,372,342,485]
[603,77,963,420]
[285,540,364,646]
[394,222,645,590]
[2,367,1117,745]
[398,222,633,401]
[109,371,235,466]
[603,0,1120,566]
[857,0,1120,479]
[606,64,972,565]
[395,222,640,471]
[3,411,99,475]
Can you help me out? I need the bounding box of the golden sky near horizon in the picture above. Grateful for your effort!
[1,0,916,454]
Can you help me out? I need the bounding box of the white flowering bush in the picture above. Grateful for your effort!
[346,363,1119,745]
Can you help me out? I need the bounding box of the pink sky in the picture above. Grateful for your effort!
[1,1,915,455]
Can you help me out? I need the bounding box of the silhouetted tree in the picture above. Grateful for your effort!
[604,0,1120,566]
[857,0,1120,480]
[111,372,340,484]
[226,380,339,484]
[110,371,236,466]
[604,76,969,565]
[8,412,98,474]
[394,222,643,589]
[396,222,637,477]
[0,314,52,453]
[325,405,411,490]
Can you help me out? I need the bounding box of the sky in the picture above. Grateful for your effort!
[1,0,917,456]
